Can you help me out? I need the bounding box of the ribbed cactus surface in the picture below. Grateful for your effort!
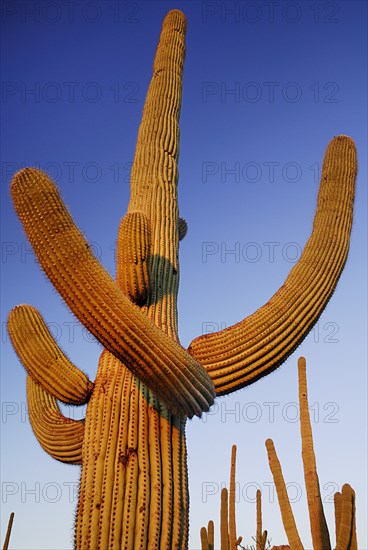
[8,8,357,550]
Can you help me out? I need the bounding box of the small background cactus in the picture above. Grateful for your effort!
[199,358,358,550]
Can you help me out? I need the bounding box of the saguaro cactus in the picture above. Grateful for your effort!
[266,357,358,550]
[200,358,358,549]
[8,9,357,550]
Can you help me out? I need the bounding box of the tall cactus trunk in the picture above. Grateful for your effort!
[76,353,188,548]
[76,10,189,548]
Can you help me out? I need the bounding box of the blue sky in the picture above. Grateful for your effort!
[1,1,367,548]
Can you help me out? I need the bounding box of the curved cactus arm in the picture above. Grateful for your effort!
[265,439,304,550]
[188,136,356,394]
[116,211,151,305]
[8,305,93,405]
[10,168,215,419]
[298,357,331,550]
[27,376,84,464]
[335,484,357,550]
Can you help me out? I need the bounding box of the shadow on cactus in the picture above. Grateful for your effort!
[200,358,358,550]
[7,9,357,549]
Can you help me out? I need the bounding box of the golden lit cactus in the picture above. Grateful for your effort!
[221,488,230,549]
[298,356,330,549]
[200,445,245,550]
[256,490,268,550]
[116,211,151,304]
[200,358,359,550]
[201,521,215,550]
[2,512,15,550]
[265,439,304,550]
[335,485,357,550]
[10,167,213,419]
[8,305,93,405]
[27,376,84,464]
[188,137,356,394]
[229,445,238,549]
[8,7,357,550]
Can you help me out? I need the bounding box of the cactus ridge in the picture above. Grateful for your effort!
[8,304,93,405]
[27,376,84,464]
[11,168,215,418]
[188,136,356,394]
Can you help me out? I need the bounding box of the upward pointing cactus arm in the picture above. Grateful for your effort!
[188,135,356,395]
[9,168,215,419]
[7,304,94,405]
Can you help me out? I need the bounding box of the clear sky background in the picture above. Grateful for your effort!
[1,1,367,549]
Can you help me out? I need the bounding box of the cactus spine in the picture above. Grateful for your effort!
[8,8,357,550]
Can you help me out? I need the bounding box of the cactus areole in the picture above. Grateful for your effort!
[8,9,356,550]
